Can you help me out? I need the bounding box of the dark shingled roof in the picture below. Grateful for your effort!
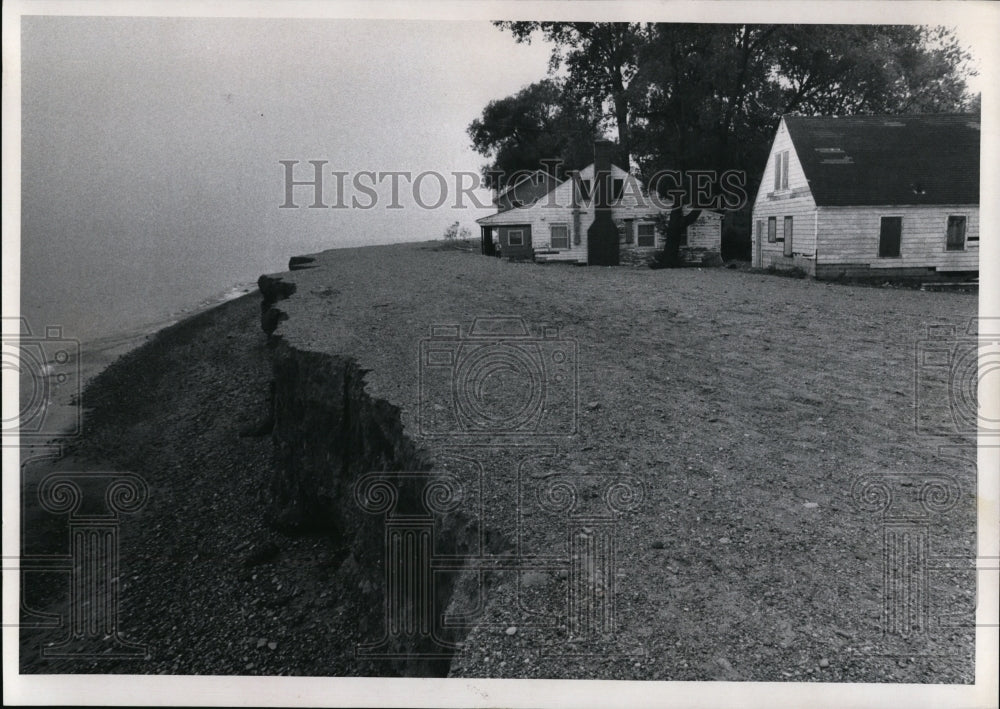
[783,114,980,207]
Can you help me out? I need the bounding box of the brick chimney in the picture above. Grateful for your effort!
[587,140,620,265]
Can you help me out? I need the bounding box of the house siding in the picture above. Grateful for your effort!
[751,118,819,273]
[815,205,980,275]
[480,163,721,264]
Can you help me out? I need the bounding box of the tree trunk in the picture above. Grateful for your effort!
[652,206,702,269]
[614,92,631,169]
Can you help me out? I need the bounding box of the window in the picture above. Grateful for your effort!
[767,216,777,243]
[507,229,524,247]
[550,224,569,250]
[773,150,789,191]
[878,217,902,258]
[783,216,793,257]
[946,215,967,251]
[617,222,626,243]
[612,179,625,202]
[637,223,656,247]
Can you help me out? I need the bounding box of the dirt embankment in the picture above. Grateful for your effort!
[21,241,978,682]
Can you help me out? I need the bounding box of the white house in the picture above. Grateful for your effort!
[751,114,980,279]
[478,141,722,266]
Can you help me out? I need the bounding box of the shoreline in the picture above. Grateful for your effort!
[17,280,258,449]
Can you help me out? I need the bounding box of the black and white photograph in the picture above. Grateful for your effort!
[3,1,998,707]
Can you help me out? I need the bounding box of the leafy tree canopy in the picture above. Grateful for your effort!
[467,78,604,190]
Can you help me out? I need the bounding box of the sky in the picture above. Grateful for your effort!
[14,11,992,341]
[19,16,553,339]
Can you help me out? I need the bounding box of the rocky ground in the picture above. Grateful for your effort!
[19,241,978,682]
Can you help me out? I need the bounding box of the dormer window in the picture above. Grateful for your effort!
[773,150,789,191]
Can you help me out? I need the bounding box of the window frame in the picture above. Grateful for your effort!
[507,229,524,247]
[767,216,777,243]
[636,222,656,247]
[783,216,793,257]
[945,215,968,251]
[549,223,569,250]
[773,150,790,191]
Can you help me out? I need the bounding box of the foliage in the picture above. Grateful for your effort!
[486,22,977,267]
[467,79,604,190]
[495,22,643,168]
[443,221,472,241]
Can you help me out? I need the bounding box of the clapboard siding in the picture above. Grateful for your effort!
[750,116,980,277]
[816,205,979,270]
[481,163,721,263]
[751,118,819,266]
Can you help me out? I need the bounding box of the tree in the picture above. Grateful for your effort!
[443,221,472,242]
[487,23,976,266]
[467,78,603,190]
[495,22,642,168]
[628,24,976,266]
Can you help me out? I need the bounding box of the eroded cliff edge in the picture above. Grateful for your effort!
[256,269,496,676]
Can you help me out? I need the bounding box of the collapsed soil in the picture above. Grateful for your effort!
[20,241,977,681]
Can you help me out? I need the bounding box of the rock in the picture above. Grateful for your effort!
[803,502,819,509]
[718,537,731,544]
[505,626,517,636]
[587,401,600,410]
[268,642,277,651]
[256,638,266,648]
[244,540,280,566]
[651,540,665,549]
[819,658,830,668]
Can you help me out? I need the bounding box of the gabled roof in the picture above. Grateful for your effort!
[496,168,560,199]
[783,114,980,207]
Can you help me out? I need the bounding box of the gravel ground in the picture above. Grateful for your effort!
[19,241,978,681]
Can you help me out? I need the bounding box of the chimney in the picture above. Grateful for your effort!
[593,140,614,209]
[586,140,620,265]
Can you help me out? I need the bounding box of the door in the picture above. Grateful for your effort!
[878,217,902,258]
[754,219,763,267]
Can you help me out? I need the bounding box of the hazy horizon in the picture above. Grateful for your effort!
[19,16,987,343]
[20,16,552,341]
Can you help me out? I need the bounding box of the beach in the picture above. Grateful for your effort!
[18,241,978,681]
